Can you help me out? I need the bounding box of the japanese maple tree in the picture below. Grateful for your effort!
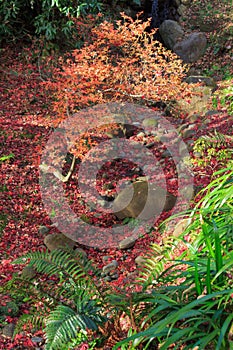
[46,13,192,122]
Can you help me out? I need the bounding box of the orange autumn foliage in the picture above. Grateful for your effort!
[46,13,192,122]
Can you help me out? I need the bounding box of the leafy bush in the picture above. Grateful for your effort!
[0,0,102,44]
[212,78,233,115]
[191,131,233,168]
[46,13,192,122]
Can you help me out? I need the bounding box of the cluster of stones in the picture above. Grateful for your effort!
[140,0,208,63]
[159,19,207,63]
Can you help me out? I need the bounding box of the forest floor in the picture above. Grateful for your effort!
[0,0,233,348]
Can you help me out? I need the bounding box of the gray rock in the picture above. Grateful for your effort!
[137,132,145,138]
[21,266,37,280]
[187,67,203,76]
[104,276,112,282]
[102,261,118,275]
[189,114,200,123]
[113,181,177,220]
[177,122,189,133]
[1,323,15,338]
[74,248,87,261]
[110,273,119,280]
[111,260,118,267]
[186,139,195,151]
[179,142,189,157]
[159,135,171,142]
[182,128,196,138]
[205,110,220,117]
[173,32,207,63]
[146,142,156,149]
[159,20,184,50]
[161,150,172,158]
[185,76,217,91]
[31,336,44,344]
[119,236,137,250]
[176,85,212,116]
[38,225,49,235]
[179,185,194,200]
[44,233,75,251]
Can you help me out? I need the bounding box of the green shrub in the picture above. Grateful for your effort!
[115,167,233,349]
[0,0,102,44]
[191,131,233,168]
[212,78,233,115]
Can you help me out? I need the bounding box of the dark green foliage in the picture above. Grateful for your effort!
[115,167,233,349]
[0,0,102,44]
[45,304,102,350]
[3,249,107,349]
[0,301,19,317]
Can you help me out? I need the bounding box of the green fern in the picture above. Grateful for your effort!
[13,248,96,281]
[45,304,105,350]
[13,249,102,303]
[13,313,45,338]
[4,248,108,349]
[138,236,187,289]
[195,130,233,148]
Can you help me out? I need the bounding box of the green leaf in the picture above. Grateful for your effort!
[206,257,212,294]
[194,257,202,295]
[0,153,14,161]
[216,313,233,350]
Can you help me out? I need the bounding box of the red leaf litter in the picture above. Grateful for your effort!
[0,45,233,349]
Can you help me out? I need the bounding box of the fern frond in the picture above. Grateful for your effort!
[138,236,186,289]
[45,304,106,350]
[13,249,98,285]
[198,131,233,147]
[13,313,45,338]
[12,249,47,263]
[10,249,104,309]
